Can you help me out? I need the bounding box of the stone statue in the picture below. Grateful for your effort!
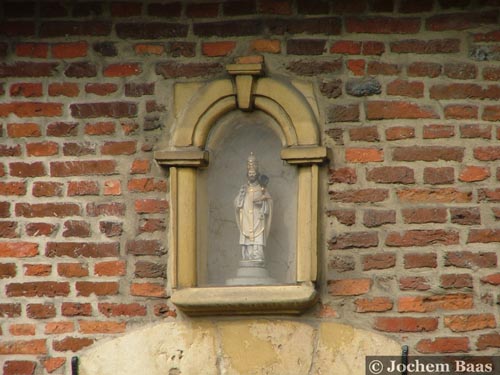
[234,153,272,263]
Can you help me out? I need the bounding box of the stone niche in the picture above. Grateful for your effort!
[154,57,328,315]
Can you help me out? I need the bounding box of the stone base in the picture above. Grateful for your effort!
[225,260,277,286]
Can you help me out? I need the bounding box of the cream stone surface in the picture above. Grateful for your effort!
[79,320,400,375]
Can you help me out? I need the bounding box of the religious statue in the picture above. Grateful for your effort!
[234,153,272,263]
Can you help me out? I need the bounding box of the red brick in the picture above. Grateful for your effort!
[354,297,393,312]
[460,124,491,139]
[374,317,438,332]
[62,220,91,238]
[153,303,177,318]
[130,282,167,297]
[423,124,455,139]
[0,102,62,117]
[363,253,395,270]
[57,263,89,278]
[348,126,379,142]
[10,161,45,177]
[393,146,464,162]
[399,276,430,291]
[481,273,500,285]
[52,41,87,58]
[346,16,420,34]
[127,239,164,256]
[366,166,414,184]
[345,148,383,163]
[46,242,119,258]
[26,141,59,156]
[15,43,49,58]
[98,302,147,317]
[0,242,38,258]
[426,12,497,31]
[367,61,401,75]
[362,41,385,55]
[328,278,372,296]
[445,104,478,119]
[45,322,74,335]
[16,203,80,218]
[386,79,424,98]
[327,104,360,122]
[32,181,63,197]
[479,188,500,202]
[477,333,500,350]
[328,231,378,250]
[70,102,137,118]
[61,303,92,317]
[402,208,447,224]
[440,274,473,289]
[363,210,395,228]
[85,83,118,96]
[135,199,168,214]
[94,260,126,276]
[483,66,500,80]
[430,84,500,100]
[250,39,281,53]
[6,282,69,297]
[0,181,26,196]
[0,263,16,278]
[366,101,438,119]
[459,166,490,182]
[445,251,496,269]
[330,188,389,203]
[385,126,415,140]
[347,59,366,76]
[468,229,500,244]
[408,62,441,77]
[53,337,93,352]
[0,222,18,238]
[50,160,117,176]
[417,337,469,354]
[48,82,79,97]
[330,40,361,54]
[423,167,455,185]
[103,63,142,77]
[386,229,459,247]
[0,303,22,317]
[9,324,35,336]
[10,83,43,97]
[67,181,99,196]
[7,123,41,138]
[42,357,66,373]
[101,141,136,155]
[134,43,165,55]
[76,281,119,296]
[398,294,473,313]
[79,320,126,334]
[202,41,236,57]
[328,168,357,184]
[27,303,56,319]
[0,339,47,355]
[87,202,126,217]
[25,223,57,237]
[111,1,142,17]
[3,360,36,375]
[23,264,51,276]
[46,121,78,137]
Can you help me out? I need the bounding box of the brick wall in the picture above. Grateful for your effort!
[1,0,500,373]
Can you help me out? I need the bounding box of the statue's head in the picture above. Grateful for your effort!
[247,152,259,182]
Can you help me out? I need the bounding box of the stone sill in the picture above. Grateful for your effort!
[171,283,318,316]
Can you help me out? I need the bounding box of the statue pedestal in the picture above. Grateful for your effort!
[226,260,276,286]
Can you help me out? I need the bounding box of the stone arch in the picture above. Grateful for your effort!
[169,75,321,153]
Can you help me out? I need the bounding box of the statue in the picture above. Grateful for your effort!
[234,153,272,263]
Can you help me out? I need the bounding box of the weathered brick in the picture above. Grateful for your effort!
[127,239,164,256]
[328,278,372,296]
[134,199,168,214]
[423,167,455,185]
[327,104,359,122]
[287,59,342,76]
[10,83,43,97]
[40,21,111,37]
[403,208,447,225]
[32,181,63,197]
[408,61,442,77]
[51,160,116,176]
[328,231,378,250]
[0,62,58,78]
[27,303,56,319]
[355,297,393,313]
[328,254,355,272]
[0,263,16,278]
[78,320,126,334]
[445,251,496,268]
[0,339,47,355]
[287,39,326,55]
[416,337,469,354]
[363,210,395,227]
[374,317,438,332]
[15,203,80,218]
[399,276,430,291]
[70,102,137,118]
[156,61,222,78]
[423,124,455,139]
[46,242,119,258]
[98,302,147,317]
[477,333,500,350]
[426,12,497,31]
[330,189,389,203]
[52,337,93,352]
[391,39,460,53]
[76,281,119,296]
[134,261,165,278]
[366,101,438,119]
[61,303,92,317]
[366,166,414,184]
[440,274,473,289]
[363,253,396,270]
[468,229,500,243]
[386,230,459,247]
[393,146,464,162]
[6,282,69,297]
[346,16,420,34]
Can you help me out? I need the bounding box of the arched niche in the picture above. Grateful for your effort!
[155,59,327,315]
